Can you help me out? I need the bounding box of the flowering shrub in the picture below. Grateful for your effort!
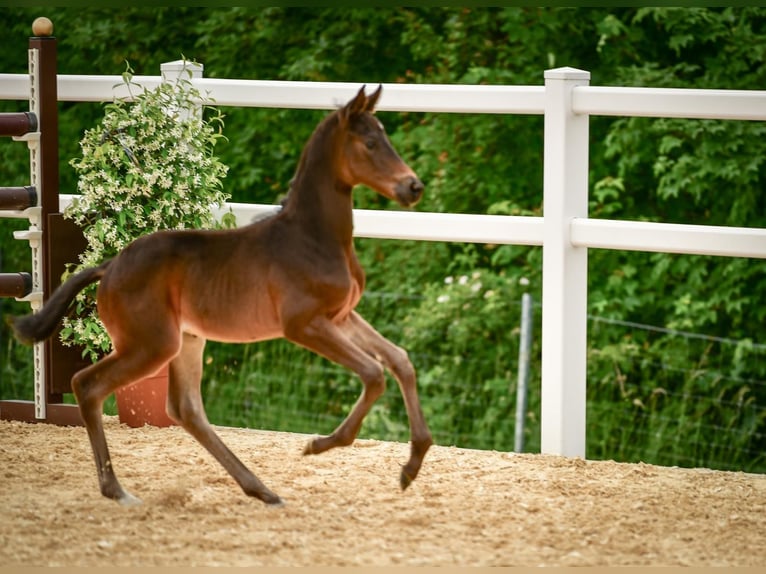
[402,270,525,364]
[60,62,231,361]
[397,268,542,449]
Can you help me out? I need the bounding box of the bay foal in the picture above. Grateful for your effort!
[10,85,432,506]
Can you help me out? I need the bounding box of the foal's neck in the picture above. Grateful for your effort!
[282,116,355,245]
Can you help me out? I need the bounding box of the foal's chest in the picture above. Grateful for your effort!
[329,254,364,324]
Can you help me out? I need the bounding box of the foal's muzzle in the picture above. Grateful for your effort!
[396,176,425,207]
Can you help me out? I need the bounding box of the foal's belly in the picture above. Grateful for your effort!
[180,301,283,344]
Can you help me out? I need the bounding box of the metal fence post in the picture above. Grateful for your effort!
[540,67,590,457]
[514,278,533,453]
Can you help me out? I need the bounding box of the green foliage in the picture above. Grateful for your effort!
[400,269,541,451]
[1,7,764,473]
[593,6,766,343]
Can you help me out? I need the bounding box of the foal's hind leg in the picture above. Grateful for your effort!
[167,333,283,505]
[73,352,169,506]
[344,311,433,489]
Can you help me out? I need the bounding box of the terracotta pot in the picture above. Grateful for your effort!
[115,365,175,428]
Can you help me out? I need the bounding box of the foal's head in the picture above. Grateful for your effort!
[335,85,424,207]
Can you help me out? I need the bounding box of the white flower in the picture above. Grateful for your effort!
[437,295,450,304]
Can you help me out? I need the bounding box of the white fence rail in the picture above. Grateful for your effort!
[2,61,766,458]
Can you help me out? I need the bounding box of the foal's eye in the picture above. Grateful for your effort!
[365,139,376,150]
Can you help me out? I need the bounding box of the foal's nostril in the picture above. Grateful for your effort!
[395,175,424,206]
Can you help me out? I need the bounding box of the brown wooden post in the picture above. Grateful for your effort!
[0,19,83,425]
[32,24,91,408]
[29,29,64,404]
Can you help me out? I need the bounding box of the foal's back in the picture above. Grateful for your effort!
[97,220,290,344]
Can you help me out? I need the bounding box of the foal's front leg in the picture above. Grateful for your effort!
[344,311,433,489]
[287,312,432,490]
[285,315,389,454]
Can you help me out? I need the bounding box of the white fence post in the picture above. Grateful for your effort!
[160,60,204,119]
[541,67,590,457]
[160,59,204,81]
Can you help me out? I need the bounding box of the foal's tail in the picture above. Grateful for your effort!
[6,261,111,345]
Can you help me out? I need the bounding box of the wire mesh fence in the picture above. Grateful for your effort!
[184,292,766,473]
[2,290,763,474]
[586,315,766,472]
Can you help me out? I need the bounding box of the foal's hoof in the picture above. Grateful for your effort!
[263,493,285,507]
[400,468,414,491]
[303,436,328,455]
[117,492,143,507]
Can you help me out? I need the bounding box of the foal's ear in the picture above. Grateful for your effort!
[341,85,382,124]
[365,84,383,113]
[342,85,368,122]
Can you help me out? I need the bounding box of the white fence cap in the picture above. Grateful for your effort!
[544,67,590,81]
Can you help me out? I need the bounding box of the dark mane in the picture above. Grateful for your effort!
[280,111,341,210]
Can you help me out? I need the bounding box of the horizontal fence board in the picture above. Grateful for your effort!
[0,74,545,114]
[62,195,766,256]
[348,209,543,244]
[64,194,549,246]
[0,74,159,102]
[179,199,544,245]
[573,86,766,121]
[62,196,545,245]
[4,74,764,121]
[0,74,29,100]
[194,79,546,114]
[571,218,766,259]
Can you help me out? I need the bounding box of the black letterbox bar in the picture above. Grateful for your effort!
[0,186,37,211]
[0,112,38,137]
[0,272,33,298]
